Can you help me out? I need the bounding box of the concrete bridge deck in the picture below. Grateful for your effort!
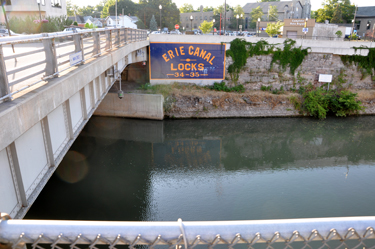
[0,28,148,218]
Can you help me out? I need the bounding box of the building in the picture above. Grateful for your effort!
[0,0,67,23]
[355,6,375,38]
[180,5,233,31]
[105,16,137,29]
[242,0,311,29]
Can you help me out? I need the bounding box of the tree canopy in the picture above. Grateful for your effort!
[265,21,283,36]
[233,5,244,16]
[179,4,194,13]
[268,5,278,21]
[150,14,157,31]
[250,6,263,23]
[313,0,355,23]
[98,0,179,30]
[199,20,213,33]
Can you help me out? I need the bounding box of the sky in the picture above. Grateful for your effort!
[71,0,373,11]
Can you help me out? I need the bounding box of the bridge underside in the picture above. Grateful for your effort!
[0,41,148,219]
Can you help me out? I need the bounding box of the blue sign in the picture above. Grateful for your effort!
[150,42,226,80]
[302,28,308,32]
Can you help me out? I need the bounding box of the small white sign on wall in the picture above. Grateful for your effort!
[319,74,332,83]
[69,51,83,66]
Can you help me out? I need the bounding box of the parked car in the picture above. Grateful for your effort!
[151,31,160,34]
[169,30,178,35]
[193,29,202,35]
[0,29,19,37]
[61,27,87,41]
[246,32,256,37]
[216,30,228,35]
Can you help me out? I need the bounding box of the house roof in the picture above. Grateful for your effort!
[356,6,375,18]
[68,15,84,23]
[129,16,139,22]
[243,1,302,14]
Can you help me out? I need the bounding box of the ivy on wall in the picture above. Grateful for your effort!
[226,38,310,82]
[340,46,375,80]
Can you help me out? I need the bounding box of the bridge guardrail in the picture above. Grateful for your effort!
[0,27,148,103]
[1,217,375,249]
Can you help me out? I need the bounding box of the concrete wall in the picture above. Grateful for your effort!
[0,40,148,218]
[95,93,164,120]
[149,35,372,85]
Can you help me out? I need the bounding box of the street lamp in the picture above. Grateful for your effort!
[37,0,42,21]
[190,15,193,31]
[213,19,215,35]
[236,14,239,33]
[159,5,162,31]
[257,18,260,37]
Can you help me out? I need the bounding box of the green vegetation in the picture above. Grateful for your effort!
[207,82,245,92]
[341,47,375,80]
[226,38,309,82]
[9,15,72,34]
[290,86,365,119]
[260,85,284,94]
[335,30,343,38]
[199,20,214,34]
[313,0,355,24]
[265,21,283,37]
[271,39,310,75]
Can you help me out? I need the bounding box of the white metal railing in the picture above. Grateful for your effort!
[1,217,375,249]
[0,27,148,102]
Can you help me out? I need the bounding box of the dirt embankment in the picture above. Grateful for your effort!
[157,84,375,119]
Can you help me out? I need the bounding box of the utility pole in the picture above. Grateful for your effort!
[115,0,118,28]
[224,0,226,34]
[350,5,357,40]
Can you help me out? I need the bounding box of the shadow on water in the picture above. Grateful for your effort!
[25,116,375,221]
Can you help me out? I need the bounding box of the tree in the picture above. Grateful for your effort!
[203,6,214,12]
[199,20,213,33]
[102,0,139,18]
[150,14,157,31]
[233,5,244,16]
[250,6,263,23]
[136,19,146,29]
[313,0,355,24]
[67,0,74,16]
[265,21,283,36]
[79,5,95,16]
[268,5,278,21]
[179,4,194,13]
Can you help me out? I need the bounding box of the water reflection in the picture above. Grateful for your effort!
[26,116,375,221]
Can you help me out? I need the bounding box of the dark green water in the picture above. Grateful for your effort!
[25,116,375,221]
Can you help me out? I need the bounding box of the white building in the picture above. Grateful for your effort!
[0,0,67,22]
[105,15,137,29]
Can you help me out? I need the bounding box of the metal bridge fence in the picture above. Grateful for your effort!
[1,216,375,249]
[0,27,148,103]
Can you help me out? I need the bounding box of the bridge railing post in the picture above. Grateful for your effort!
[115,29,120,47]
[125,28,128,44]
[42,34,58,78]
[0,44,10,102]
[92,31,101,56]
[73,32,84,65]
[105,30,111,51]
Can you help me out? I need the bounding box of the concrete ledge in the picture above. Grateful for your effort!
[95,93,164,120]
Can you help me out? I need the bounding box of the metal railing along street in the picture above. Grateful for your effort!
[0,27,148,102]
[1,216,375,249]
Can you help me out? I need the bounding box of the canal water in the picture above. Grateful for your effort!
[25,116,375,221]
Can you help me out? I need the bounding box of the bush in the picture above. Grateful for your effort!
[291,87,365,119]
[9,15,72,34]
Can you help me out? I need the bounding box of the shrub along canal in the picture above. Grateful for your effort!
[25,116,375,221]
